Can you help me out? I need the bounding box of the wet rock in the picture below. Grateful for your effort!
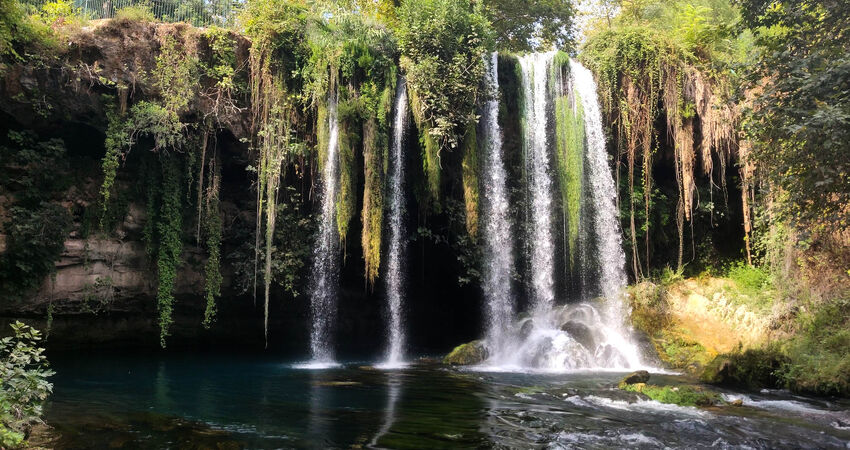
[619,370,651,386]
[560,321,595,350]
[443,340,488,365]
[729,398,744,407]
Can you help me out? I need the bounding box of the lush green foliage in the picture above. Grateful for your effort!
[0,204,71,298]
[0,0,54,60]
[397,0,491,152]
[621,383,720,406]
[739,0,850,229]
[552,54,584,270]
[96,30,218,346]
[230,188,315,298]
[113,5,155,22]
[0,322,53,448]
[778,297,850,396]
[0,131,72,298]
[155,156,184,347]
[481,0,574,52]
[581,0,747,275]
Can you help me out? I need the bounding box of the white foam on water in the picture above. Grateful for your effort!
[291,361,343,370]
[373,361,410,371]
[722,394,850,426]
[581,395,708,417]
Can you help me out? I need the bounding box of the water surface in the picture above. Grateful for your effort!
[46,352,850,448]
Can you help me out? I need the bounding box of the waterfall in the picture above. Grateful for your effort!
[478,54,644,371]
[480,53,516,359]
[571,60,641,367]
[519,51,557,318]
[381,79,409,368]
[307,90,341,366]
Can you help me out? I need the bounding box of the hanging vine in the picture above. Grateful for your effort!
[582,26,740,276]
[202,151,222,328]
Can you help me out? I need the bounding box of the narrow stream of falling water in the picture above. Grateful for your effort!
[381,79,409,368]
[307,89,341,366]
[480,53,516,361]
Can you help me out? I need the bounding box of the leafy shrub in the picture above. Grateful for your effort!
[36,0,85,27]
[0,203,72,299]
[0,131,69,205]
[114,5,155,23]
[0,322,54,448]
[726,261,769,294]
[778,298,850,396]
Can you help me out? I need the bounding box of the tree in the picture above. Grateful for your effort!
[739,0,850,229]
[479,0,575,51]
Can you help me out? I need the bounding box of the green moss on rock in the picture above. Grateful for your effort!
[443,340,488,366]
[622,383,720,407]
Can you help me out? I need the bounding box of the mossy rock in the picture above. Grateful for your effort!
[618,370,650,387]
[701,349,787,389]
[621,383,720,407]
[443,340,488,366]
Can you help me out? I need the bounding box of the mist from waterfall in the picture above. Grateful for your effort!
[306,90,341,367]
[480,53,516,360]
[480,54,644,371]
[380,79,409,368]
[518,51,557,319]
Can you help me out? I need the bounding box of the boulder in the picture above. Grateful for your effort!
[560,321,595,350]
[619,370,651,386]
[443,340,488,366]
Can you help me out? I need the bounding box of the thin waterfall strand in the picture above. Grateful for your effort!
[571,60,641,368]
[381,79,409,367]
[519,51,557,319]
[481,53,516,360]
[308,90,341,365]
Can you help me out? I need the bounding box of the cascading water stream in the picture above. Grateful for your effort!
[380,79,409,368]
[480,53,516,361]
[518,51,557,319]
[571,60,641,367]
[306,90,341,366]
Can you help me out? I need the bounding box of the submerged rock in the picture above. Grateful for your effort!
[443,340,488,365]
[619,370,651,386]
